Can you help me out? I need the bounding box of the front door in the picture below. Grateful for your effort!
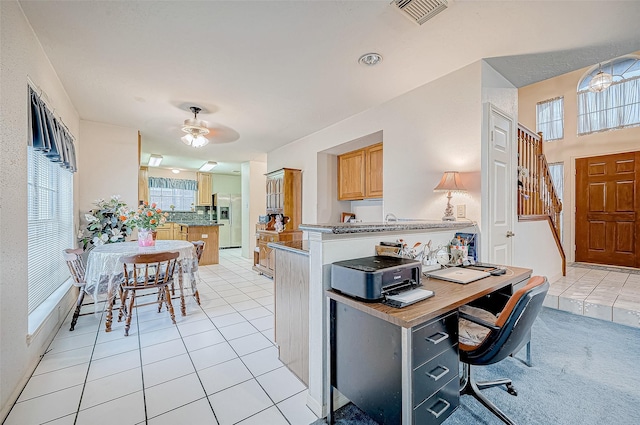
[575,151,640,268]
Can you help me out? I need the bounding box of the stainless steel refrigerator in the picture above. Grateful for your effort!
[215,193,242,248]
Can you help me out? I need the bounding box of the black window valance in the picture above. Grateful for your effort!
[28,86,77,172]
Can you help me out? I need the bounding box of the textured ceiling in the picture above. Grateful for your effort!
[18,0,640,174]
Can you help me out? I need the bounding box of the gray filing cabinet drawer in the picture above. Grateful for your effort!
[413,376,460,425]
[412,342,459,407]
[412,311,458,367]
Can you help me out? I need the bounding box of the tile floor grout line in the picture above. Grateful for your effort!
[73,306,106,425]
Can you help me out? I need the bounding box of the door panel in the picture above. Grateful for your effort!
[575,151,640,267]
[486,104,514,265]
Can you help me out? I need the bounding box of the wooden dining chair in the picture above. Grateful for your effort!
[106,251,179,336]
[189,240,204,304]
[63,248,89,331]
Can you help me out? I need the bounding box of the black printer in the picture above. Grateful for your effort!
[331,255,421,301]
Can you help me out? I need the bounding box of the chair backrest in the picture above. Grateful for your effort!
[120,251,179,289]
[192,241,205,262]
[462,275,549,365]
[63,248,86,286]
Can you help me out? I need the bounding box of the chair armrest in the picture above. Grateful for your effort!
[459,311,501,332]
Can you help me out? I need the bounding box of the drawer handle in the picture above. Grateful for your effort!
[427,398,451,419]
[426,365,449,381]
[425,331,449,345]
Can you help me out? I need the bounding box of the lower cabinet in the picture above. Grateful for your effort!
[155,223,175,240]
[333,304,459,425]
[273,247,309,385]
[253,230,302,278]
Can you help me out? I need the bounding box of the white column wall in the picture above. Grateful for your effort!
[241,161,267,258]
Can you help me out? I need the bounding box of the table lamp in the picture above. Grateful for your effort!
[433,171,466,221]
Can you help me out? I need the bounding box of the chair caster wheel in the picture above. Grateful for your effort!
[506,384,517,396]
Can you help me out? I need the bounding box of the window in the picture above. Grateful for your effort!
[149,187,197,211]
[548,162,564,242]
[148,177,198,211]
[577,55,640,135]
[536,97,564,141]
[28,147,74,313]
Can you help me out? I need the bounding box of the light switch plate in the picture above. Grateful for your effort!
[456,204,466,218]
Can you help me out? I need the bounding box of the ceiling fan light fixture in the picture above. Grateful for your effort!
[181,106,210,147]
[199,161,218,172]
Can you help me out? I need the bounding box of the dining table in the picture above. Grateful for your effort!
[84,240,200,331]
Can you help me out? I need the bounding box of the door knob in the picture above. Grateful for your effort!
[506,231,515,238]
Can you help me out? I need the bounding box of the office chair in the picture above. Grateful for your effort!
[458,275,549,425]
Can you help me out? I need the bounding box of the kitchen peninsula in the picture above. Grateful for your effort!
[298,220,476,417]
[156,220,222,265]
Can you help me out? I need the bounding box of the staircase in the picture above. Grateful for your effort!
[517,125,566,276]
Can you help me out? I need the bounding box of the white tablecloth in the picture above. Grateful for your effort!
[85,240,198,310]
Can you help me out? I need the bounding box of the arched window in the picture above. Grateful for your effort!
[577,55,640,135]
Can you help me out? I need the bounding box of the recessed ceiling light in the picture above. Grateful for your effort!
[358,52,382,66]
[172,169,180,174]
[148,154,162,167]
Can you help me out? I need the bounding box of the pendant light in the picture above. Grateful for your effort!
[588,63,613,93]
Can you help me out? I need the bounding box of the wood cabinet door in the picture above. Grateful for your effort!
[338,149,365,200]
[138,166,149,205]
[576,151,640,268]
[197,172,212,206]
[365,143,383,198]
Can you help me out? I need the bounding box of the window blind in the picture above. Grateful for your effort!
[27,147,74,313]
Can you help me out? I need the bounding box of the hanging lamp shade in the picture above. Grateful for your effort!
[588,64,613,93]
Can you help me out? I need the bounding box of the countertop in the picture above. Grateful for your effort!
[172,221,223,227]
[327,266,532,328]
[267,240,309,255]
[299,220,475,234]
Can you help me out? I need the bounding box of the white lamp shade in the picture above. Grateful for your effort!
[191,135,209,148]
[433,171,466,192]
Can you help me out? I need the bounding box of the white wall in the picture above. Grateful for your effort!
[212,174,241,194]
[0,1,80,418]
[78,121,139,214]
[268,62,484,227]
[241,161,267,258]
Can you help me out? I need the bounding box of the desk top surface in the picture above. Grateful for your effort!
[326,266,532,328]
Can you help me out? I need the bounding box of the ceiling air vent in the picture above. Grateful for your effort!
[393,0,448,25]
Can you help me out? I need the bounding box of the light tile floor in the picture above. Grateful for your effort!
[546,262,640,328]
[4,249,318,425]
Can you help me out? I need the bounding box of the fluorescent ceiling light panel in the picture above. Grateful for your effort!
[148,154,163,167]
[199,161,218,172]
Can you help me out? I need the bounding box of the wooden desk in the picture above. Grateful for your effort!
[326,266,532,425]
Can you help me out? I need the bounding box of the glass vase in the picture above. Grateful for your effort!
[138,228,155,247]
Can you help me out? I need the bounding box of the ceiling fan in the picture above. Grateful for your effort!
[181,106,210,148]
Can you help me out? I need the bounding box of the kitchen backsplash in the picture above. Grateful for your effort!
[166,207,216,223]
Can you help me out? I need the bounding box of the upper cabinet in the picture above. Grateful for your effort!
[266,168,302,231]
[196,172,212,206]
[338,142,383,200]
[138,166,149,205]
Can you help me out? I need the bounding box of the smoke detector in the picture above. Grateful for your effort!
[393,0,448,25]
